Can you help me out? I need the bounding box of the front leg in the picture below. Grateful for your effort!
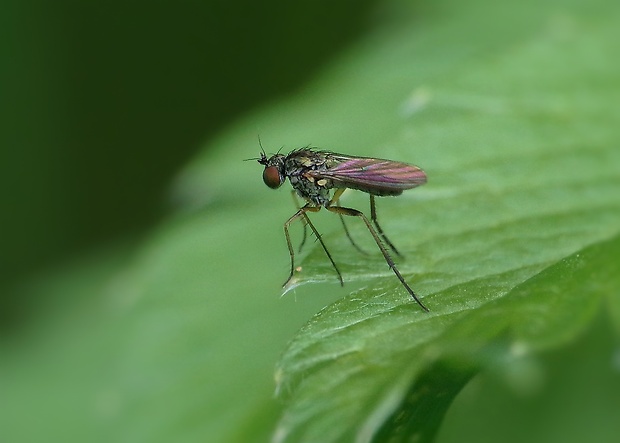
[290,190,310,253]
[283,204,343,288]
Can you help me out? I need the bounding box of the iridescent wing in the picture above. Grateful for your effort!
[311,153,427,196]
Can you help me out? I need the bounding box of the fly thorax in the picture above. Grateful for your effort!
[289,174,332,206]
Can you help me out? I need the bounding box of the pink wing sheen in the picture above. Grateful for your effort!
[319,156,427,193]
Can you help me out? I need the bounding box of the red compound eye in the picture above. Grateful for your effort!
[263,166,283,189]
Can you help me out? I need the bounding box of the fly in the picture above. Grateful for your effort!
[256,146,429,311]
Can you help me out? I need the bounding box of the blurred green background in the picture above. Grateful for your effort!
[1,0,375,326]
[1,0,619,442]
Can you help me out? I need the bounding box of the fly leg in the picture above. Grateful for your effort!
[290,190,309,252]
[326,204,428,311]
[284,204,343,287]
[337,202,368,255]
[370,195,401,257]
[328,188,367,254]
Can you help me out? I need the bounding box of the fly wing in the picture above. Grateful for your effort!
[313,155,427,196]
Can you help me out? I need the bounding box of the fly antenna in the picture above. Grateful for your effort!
[244,135,267,161]
[258,134,266,156]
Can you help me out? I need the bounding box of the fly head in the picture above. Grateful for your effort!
[258,152,287,189]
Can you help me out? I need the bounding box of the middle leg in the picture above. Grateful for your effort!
[326,204,428,311]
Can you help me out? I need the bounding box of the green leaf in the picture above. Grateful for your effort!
[2,0,619,442]
[263,1,620,442]
[273,237,620,442]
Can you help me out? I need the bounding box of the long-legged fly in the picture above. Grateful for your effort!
[256,146,428,311]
